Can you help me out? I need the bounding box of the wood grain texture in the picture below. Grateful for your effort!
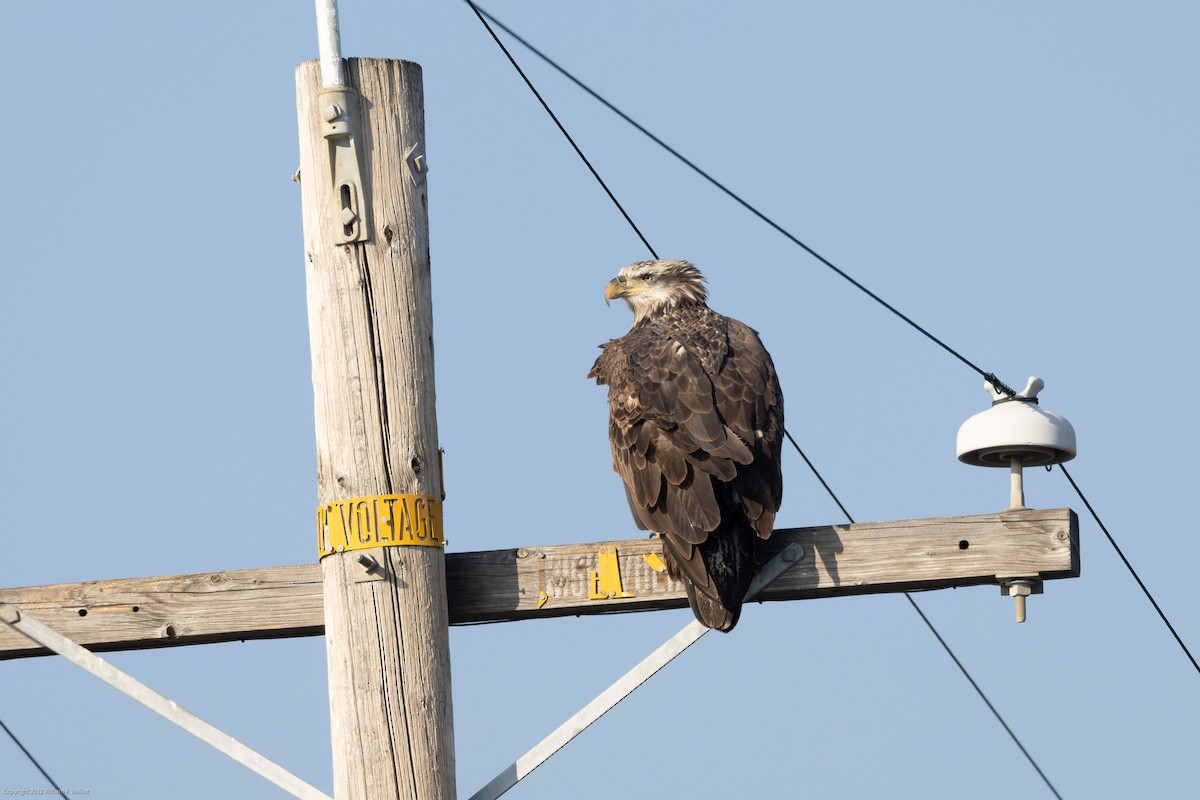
[0,565,325,658]
[0,509,1077,658]
[297,57,454,800]
[448,507,1079,619]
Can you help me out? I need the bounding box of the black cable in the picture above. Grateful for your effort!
[465,2,1018,400]
[900,594,1064,799]
[0,715,65,794]
[785,434,1064,799]
[784,429,853,522]
[1059,465,1199,675]
[464,0,659,259]
[465,7,1064,794]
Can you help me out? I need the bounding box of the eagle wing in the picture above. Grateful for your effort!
[716,318,784,537]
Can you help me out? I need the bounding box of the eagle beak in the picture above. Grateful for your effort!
[604,278,625,306]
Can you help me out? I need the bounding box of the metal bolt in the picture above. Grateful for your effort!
[339,207,358,226]
[1006,579,1034,623]
[355,553,380,573]
[324,104,342,122]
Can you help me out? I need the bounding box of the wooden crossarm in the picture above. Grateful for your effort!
[0,508,1077,659]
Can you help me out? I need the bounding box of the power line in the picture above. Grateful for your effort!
[0,715,65,794]
[900,594,1063,798]
[1059,465,1199,675]
[466,5,1063,797]
[783,429,853,522]
[785,432,1064,799]
[465,0,1197,686]
[464,2,1019,399]
[464,0,658,259]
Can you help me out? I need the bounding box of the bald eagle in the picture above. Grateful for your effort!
[589,260,783,631]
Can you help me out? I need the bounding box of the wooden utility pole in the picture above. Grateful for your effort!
[296,57,453,799]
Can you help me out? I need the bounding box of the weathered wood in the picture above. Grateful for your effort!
[451,506,1079,620]
[0,565,324,659]
[297,57,454,800]
[0,508,1078,659]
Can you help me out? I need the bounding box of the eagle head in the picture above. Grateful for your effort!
[604,259,708,322]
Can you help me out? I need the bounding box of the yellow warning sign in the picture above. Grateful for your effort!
[317,494,444,558]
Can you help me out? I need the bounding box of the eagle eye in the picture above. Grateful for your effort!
[639,272,654,281]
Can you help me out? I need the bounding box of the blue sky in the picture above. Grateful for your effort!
[2,2,1198,797]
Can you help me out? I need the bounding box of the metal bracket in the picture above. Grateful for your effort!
[641,553,667,574]
[588,547,634,600]
[319,86,369,244]
[353,547,387,583]
[404,142,428,187]
[469,542,805,800]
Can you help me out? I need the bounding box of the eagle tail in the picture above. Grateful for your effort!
[661,524,757,633]
[684,580,741,632]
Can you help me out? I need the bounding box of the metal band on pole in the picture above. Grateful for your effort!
[317,494,445,557]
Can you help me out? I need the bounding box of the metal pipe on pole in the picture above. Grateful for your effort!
[314,0,345,87]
